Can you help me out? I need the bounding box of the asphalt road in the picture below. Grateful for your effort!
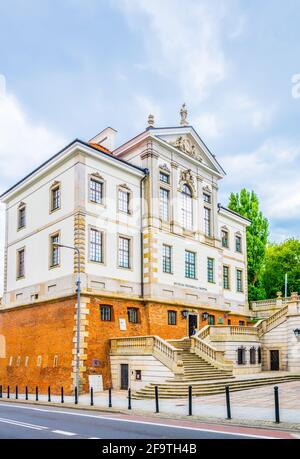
[0,401,294,439]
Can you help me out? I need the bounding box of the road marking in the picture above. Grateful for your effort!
[89,437,101,439]
[0,403,286,439]
[0,416,48,431]
[52,430,77,436]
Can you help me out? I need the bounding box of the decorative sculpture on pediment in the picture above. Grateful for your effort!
[178,169,197,197]
[159,163,171,174]
[170,136,202,162]
[119,183,131,191]
[91,172,104,181]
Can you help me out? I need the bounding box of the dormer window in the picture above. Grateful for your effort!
[159,171,170,184]
[18,204,26,230]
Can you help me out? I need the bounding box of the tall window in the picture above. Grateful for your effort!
[258,347,262,364]
[168,310,177,325]
[185,250,196,279]
[204,207,211,236]
[208,315,215,325]
[221,230,228,248]
[90,228,103,263]
[90,178,103,204]
[128,308,139,324]
[207,258,214,283]
[100,305,112,321]
[51,185,60,211]
[237,347,246,365]
[159,171,170,184]
[163,244,172,274]
[181,184,193,230]
[18,205,26,229]
[223,265,230,289]
[250,347,256,365]
[203,193,211,203]
[235,235,242,253]
[17,248,25,278]
[50,233,60,267]
[118,236,130,268]
[160,188,169,221]
[118,189,130,213]
[236,269,243,292]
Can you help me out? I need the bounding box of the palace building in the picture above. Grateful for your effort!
[0,106,299,395]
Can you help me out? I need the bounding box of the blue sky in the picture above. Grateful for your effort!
[0,0,300,287]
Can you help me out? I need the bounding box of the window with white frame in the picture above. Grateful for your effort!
[163,244,172,273]
[235,234,242,253]
[17,248,25,278]
[236,269,243,292]
[223,265,230,289]
[90,178,103,204]
[118,189,130,213]
[221,229,229,248]
[18,205,26,229]
[128,308,139,324]
[207,258,214,283]
[50,233,60,267]
[159,171,170,184]
[90,228,103,263]
[118,236,130,268]
[181,184,193,229]
[51,185,60,211]
[185,250,196,279]
[204,207,211,236]
[160,188,169,221]
[203,193,211,203]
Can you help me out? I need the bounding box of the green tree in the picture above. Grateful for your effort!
[262,239,300,298]
[228,189,269,302]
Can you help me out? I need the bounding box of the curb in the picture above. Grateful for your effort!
[1,397,300,433]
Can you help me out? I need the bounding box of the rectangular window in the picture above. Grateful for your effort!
[37,356,42,367]
[118,189,130,213]
[90,178,103,204]
[51,186,60,211]
[208,315,215,325]
[235,235,242,253]
[159,171,170,183]
[100,304,112,321]
[17,248,25,278]
[185,251,196,279]
[25,356,29,367]
[237,269,243,292]
[168,310,177,325]
[203,193,211,203]
[128,308,139,324]
[239,320,245,326]
[163,244,172,274]
[18,206,26,229]
[204,207,211,236]
[207,258,214,283]
[160,188,169,221]
[118,236,130,268]
[50,234,60,267]
[90,228,103,263]
[223,265,230,289]
[237,347,246,365]
[53,356,59,367]
[221,230,228,248]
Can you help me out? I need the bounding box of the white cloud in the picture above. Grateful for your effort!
[117,0,240,102]
[222,138,300,229]
[194,113,223,139]
[0,93,66,295]
[233,95,276,130]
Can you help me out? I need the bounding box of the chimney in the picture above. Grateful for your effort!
[89,127,117,151]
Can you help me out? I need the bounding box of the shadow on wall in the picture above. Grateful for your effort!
[0,335,6,358]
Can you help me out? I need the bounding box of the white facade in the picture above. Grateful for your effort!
[1,119,250,318]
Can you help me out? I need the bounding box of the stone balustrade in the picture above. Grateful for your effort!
[110,335,184,377]
[190,336,233,371]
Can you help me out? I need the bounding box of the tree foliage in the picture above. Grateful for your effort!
[228,189,269,301]
[262,239,300,298]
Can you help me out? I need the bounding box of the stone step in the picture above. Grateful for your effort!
[132,375,300,399]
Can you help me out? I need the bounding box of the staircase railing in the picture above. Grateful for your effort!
[255,305,288,337]
[190,336,233,372]
[110,336,184,377]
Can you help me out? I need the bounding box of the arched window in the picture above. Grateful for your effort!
[181,184,193,230]
[250,347,256,365]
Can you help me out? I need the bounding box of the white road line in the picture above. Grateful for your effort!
[0,416,48,431]
[52,430,77,436]
[0,403,281,439]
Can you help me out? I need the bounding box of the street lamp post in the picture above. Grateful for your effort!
[53,243,81,396]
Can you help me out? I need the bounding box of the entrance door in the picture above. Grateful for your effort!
[270,350,280,371]
[120,364,129,390]
[188,314,198,336]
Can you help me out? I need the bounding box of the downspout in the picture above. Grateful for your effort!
[140,169,149,298]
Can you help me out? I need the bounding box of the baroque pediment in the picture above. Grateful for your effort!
[169,136,203,162]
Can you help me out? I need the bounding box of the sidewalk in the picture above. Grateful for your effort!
[1,381,300,426]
